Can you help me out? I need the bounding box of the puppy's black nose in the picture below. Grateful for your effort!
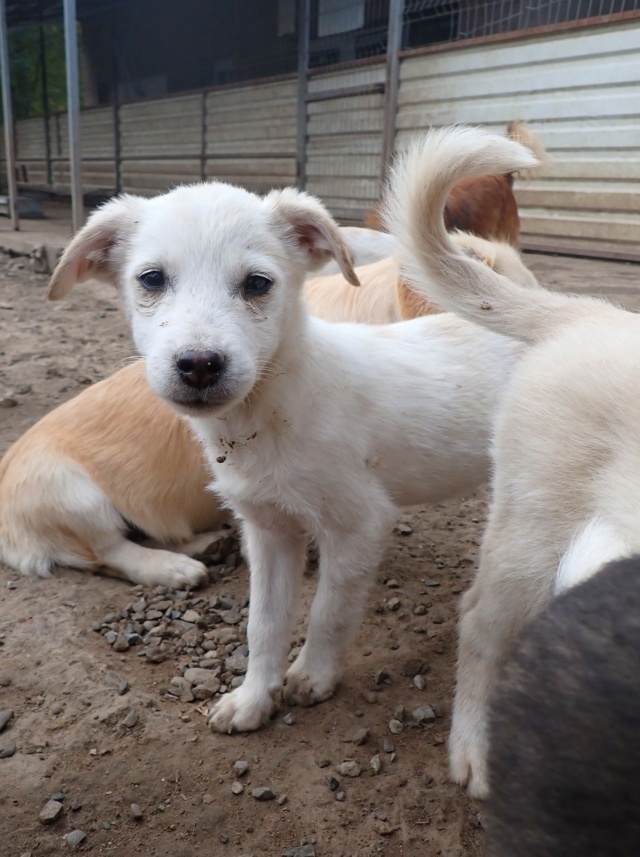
[176,350,226,389]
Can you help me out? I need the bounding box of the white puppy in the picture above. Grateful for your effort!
[48,179,521,734]
[386,125,638,798]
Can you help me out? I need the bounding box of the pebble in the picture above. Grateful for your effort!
[50,791,65,802]
[394,705,406,722]
[325,776,340,792]
[382,738,395,753]
[394,523,413,535]
[233,760,249,777]
[350,728,369,746]
[122,709,138,728]
[388,719,404,735]
[0,675,11,687]
[277,794,288,806]
[252,787,275,801]
[39,799,64,824]
[283,712,296,726]
[113,635,130,652]
[0,709,13,732]
[335,791,346,802]
[413,705,436,724]
[317,758,330,768]
[0,742,16,758]
[130,803,143,820]
[231,782,244,795]
[283,847,316,857]
[70,801,82,812]
[224,652,248,675]
[66,830,86,848]
[374,667,391,685]
[413,675,427,691]
[370,754,382,774]
[337,760,362,778]
[387,597,401,611]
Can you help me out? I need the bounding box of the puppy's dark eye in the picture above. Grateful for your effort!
[243,274,272,298]
[138,269,166,292]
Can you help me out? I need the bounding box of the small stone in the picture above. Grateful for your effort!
[0,675,12,687]
[317,758,330,768]
[224,652,248,675]
[101,821,111,830]
[182,610,201,624]
[394,705,406,722]
[374,668,391,685]
[413,675,427,690]
[0,709,13,732]
[0,397,18,408]
[231,782,244,795]
[370,754,382,774]
[130,803,143,820]
[202,793,215,804]
[113,635,130,652]
[122,709,138,728]
[276,794,288,806]
[388,719,404,734]
[351,728,369,746]
[104,630,118,645]
[412,705,436,724]
[394,523,413,535]
[233,760,249,777]
[387,597,401,611]
[66,830,86,848]
[184,668,221,689]
[252,787,275,801]
[39,799,63,824]
[283,847,316,857]
[386,578,401,589]
[413,604,427,616]
[335,791,346,802]
[6,580,17,590]
[0,742,16,758]
[337,760,362,778]
[383,738,395,753]
[70,801,82,812]
[423,579,441,587]
[325,776,340,792]
[283,712,296,726]
[50,791,65,802]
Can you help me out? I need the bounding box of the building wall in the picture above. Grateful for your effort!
[3,17,640,257]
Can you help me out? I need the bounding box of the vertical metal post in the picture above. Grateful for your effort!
[63,0,83,232]
[0,0,19,229]
[380,0,404,185]
[296,0,311,190]
[39,26,53,187]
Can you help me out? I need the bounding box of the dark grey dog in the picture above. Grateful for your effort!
[487,555,640,857]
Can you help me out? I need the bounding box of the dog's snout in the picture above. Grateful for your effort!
[176,350,226,389]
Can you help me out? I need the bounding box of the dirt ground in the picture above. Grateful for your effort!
[0,249,638,857]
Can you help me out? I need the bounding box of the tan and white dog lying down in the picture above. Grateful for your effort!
[43,172,529,734]
[386,125,639,799]
[0,227,537,587]
[305,231,538,324]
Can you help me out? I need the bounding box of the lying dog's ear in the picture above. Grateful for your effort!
[267,187,359,286]
[48,196,141,300]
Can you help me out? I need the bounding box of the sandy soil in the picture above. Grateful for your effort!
[0,249,638,856]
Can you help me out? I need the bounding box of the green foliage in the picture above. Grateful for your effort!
[5,23,70,119]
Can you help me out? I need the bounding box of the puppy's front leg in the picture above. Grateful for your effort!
[285,502,395,706]
[208,514,307,733]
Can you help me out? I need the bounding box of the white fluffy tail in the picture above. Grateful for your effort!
[384,126,596,345]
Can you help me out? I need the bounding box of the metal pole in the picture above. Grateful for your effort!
[0,0,19,230]
[39,26,53,187]
[380,0,404,185]
[63,0,83,232]
[296,0,311,190]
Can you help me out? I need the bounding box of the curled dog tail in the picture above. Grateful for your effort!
[384,126,596,345]
[506,120,549,180]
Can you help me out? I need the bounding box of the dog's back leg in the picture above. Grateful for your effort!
[0,453,207,588]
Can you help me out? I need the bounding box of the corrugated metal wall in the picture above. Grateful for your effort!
[306,63,386,224]
[4,18,640,258]
[397,19,640,258]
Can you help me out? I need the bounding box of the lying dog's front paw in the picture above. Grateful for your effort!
[153,555,208,590]
[283,659,340,707]
[449,722,490,799]
[208,685,276,733]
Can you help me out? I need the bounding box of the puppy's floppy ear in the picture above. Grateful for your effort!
[48,195,142,301]
[267,187,360,286]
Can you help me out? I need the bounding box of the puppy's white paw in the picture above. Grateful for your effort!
[283,657,340,707]
[449,721,490,799]
[152,554,208,589]
[208,685,276,733]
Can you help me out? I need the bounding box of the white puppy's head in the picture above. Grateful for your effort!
[49,182,358,416]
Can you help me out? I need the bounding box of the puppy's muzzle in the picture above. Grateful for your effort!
[176,350,226,390]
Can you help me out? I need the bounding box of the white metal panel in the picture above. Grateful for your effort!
[306,61,385,224]
[397,19,640,256]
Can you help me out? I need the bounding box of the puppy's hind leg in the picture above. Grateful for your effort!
[284,498,396,706]
[450,522,554,799]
